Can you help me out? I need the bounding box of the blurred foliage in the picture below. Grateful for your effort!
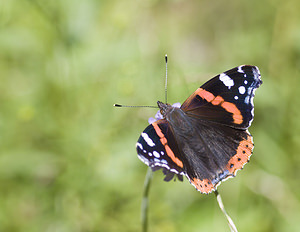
[0,0,300,231]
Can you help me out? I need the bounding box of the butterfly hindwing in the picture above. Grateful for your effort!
[170,117,254,193]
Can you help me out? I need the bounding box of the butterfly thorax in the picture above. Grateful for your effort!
[157,101,194,134]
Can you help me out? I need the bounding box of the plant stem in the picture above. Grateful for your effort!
[214,190,238,232]
[141,167,153,232]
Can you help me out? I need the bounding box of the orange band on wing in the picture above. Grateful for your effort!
[226,135,253,174]
[191,177,215,194]
[221,102,243,124]
[196,88,243,124]
[195,88,214,102]
[211,96,224,105]
[152,122,183,168]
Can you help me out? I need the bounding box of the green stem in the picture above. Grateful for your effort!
[214,190,238,232]
[141,167,153,232]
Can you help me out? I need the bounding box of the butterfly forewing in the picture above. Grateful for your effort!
[136,119,185,175]
[181,65,262,129]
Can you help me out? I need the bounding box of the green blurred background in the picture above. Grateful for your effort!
[1,0,300,231]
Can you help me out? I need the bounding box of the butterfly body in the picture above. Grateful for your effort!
[137,65,262,194]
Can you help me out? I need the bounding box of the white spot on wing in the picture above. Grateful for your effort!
[141,133,155,147]
[136,142,143,150]
[153,151,160,158]
[237,66,244,73]
[238,86,246,94]
[219,73,234,89]
[234,96,238,100]
[244,95,250,104]
[250,95,254,106]
[244,80,248,84]
[154,158,160,163]
[161,159,168,164]
[138,155,150,165]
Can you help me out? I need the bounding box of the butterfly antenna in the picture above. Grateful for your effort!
[115,55,168,108]
[164,54,168,103]
[113,104,158,108]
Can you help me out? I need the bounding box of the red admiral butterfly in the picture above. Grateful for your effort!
[136,64,262,194]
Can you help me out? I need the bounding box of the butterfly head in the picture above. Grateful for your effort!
[157,101,172,118]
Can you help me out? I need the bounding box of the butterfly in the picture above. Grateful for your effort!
[136,65,262,194]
